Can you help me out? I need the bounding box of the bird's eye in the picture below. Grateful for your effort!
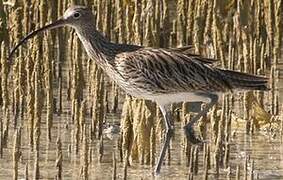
[73,12,81,19]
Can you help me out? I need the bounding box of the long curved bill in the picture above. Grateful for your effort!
[8,18,67,61]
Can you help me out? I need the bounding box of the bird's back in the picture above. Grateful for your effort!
[112,47,268,99]
[113,48,231,97]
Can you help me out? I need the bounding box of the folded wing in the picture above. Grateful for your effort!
[115,48,231,95]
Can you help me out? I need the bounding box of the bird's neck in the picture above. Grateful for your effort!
[75,25,141,70]
[75,26,117,69]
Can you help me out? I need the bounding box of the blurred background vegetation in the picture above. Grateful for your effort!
[0,0,282,179]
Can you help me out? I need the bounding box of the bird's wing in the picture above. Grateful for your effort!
[169,46,218,64]
[115,48,231,94]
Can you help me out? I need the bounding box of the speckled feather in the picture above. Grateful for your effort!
[114,48,230,95]
[78,27,268,102]
[113,48,267,96]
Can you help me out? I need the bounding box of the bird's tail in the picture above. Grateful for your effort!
[219,69,269,91]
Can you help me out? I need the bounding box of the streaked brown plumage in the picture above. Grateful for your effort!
[115,48,267,94]
[8,5,269,175]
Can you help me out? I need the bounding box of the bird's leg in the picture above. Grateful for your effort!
[155,104,174,175]
[184,93,218,144]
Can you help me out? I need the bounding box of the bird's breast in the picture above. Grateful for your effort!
[105,68,152,98]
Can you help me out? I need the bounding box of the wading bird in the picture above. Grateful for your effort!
[9,5,269,174]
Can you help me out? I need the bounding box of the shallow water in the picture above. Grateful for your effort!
[0,108,283,180]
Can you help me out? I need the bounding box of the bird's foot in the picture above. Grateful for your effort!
[168,125,175,134]
[154,169,161,177]
[183,125,203,144]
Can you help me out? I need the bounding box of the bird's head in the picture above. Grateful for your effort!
[8,5,95,61]
[63,6,95,29]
